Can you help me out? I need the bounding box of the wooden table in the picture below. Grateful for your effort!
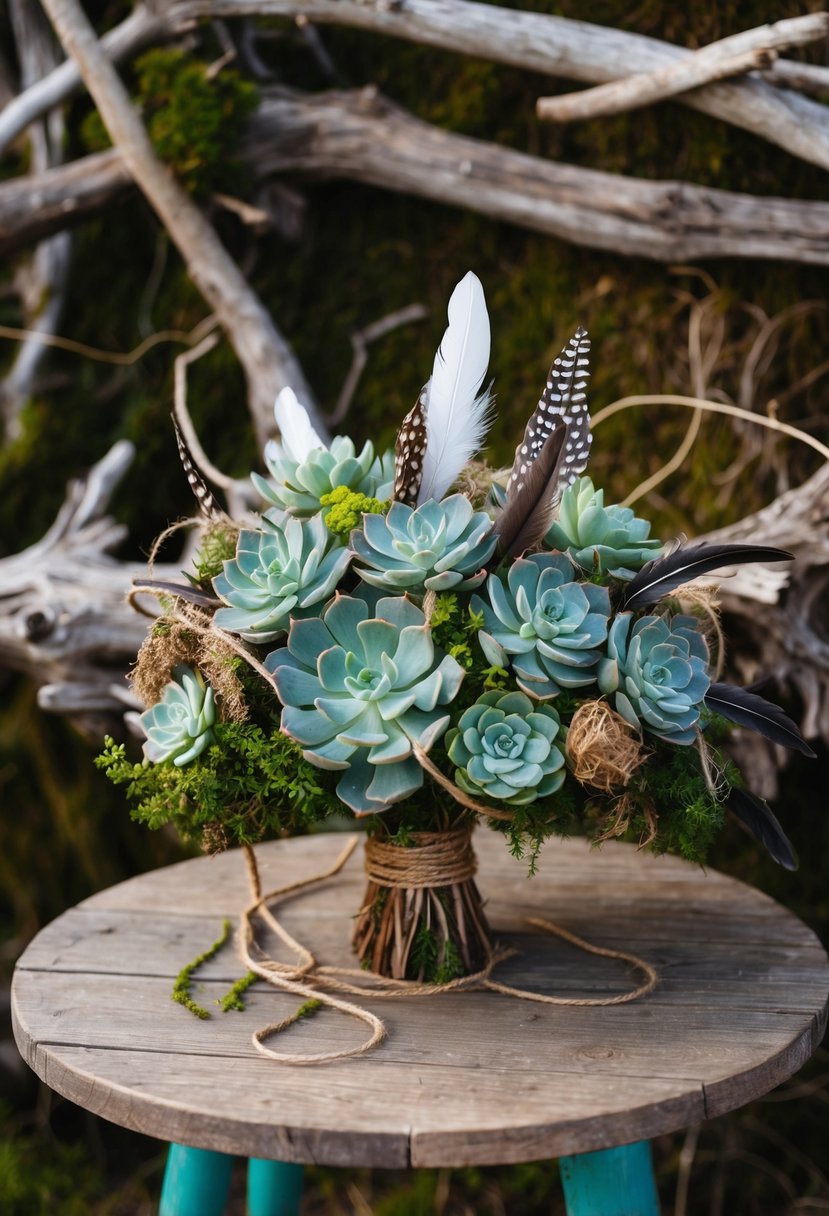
[12,833,829,1214]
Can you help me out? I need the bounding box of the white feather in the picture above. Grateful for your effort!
[417,271,493,504]
[269,387,327,464]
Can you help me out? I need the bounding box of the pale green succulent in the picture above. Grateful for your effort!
[352,494,497,593]
[266,595,464,815]
[140,666,216,766]
[252,435,394,518]
[447,690,566,806]
[598,613,710,745]
[545,477,663,579]
[212,515,351,643]
[473,553,611,699]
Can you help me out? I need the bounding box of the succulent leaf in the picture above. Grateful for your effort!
[352,493,497,593]
[213,515,351,642]
[472,553,611,699]
[254,433,395,518]
[266,595,464,814]
[597,613,710,744]
[447,690,566,805]
[140,665,216,767]
[545,477,663,578]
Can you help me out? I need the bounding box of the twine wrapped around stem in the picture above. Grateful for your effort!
[235,836,659,1066]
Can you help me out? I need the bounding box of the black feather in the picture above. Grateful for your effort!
[494,421,567,558]
[172,415,224,521]
[621,542,793,610]
[705,683,816,757]
[729,786,798,870]
[133,578,221,609]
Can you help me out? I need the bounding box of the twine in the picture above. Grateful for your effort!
[234,836,659,1066]
[364,830,476,889]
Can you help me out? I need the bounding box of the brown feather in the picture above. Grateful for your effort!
[393,388,428,505]
[494,421,567,558]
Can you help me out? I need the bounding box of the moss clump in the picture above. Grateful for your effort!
[82,49,259,197]
[171,918,232,1018]
[320,485,388,540]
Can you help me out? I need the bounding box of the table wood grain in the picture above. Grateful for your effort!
[12,833,829,1168]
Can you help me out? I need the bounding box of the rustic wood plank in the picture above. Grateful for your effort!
[12,834,829,1168]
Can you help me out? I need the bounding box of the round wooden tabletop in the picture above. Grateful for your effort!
[12,832,829,1169]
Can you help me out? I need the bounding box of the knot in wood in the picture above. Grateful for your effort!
[364,829,477,889]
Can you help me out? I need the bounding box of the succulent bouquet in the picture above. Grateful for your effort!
[99,272,813,983]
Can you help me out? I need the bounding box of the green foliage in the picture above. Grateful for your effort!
[81,49,259,196]
[171,918,232,1019]
[218,970,258,1012]
[191,524,239,585]
[320,485,388,539]
[96,723,342,848]
[622,740,732,864]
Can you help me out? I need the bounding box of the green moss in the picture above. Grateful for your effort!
[218,970,258,1012]
[171,918,232,1019]
[320,485,388,539]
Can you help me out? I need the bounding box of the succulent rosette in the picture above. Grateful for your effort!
[266,595,464,814]
[447,691,566,805]
[597,613,710,744]
[140,665,216,766]
[253,435,394,518]
[352,494,497,592]
[213,514,351,643]
[544,477,663,579]
[473,553,611,699]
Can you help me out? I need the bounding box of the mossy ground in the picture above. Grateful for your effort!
[1,0,828,1210]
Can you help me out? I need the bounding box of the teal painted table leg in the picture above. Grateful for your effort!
[560,1141,660,1216]
[159,1144,235,1216]
[247,1158,304,1215]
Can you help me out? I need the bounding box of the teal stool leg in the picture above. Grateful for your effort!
[247,1158,304,1216]
[159,1144,235,1216]
[560,1141,660,1216]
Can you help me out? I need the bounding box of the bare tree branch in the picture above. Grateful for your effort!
[37,0,323,449]
[167,0,829,172]
[6,2,829,173]
[6,86,829,269]
[536,14,828,122]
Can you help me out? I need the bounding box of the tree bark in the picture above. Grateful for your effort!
[38,0,322,449]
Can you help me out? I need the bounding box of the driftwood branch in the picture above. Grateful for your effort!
[37,0,323,450]
[536,14,828,121]
[6,88,829,269]
[165,0,829,172]
[5,3,829,173]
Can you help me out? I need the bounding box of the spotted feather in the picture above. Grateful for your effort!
[393,388,428,505]
[172,415,223,521]
[509,327,591,495]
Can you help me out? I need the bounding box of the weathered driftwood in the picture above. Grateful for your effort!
[38,0,322,450]
[696,462,829,797]
[6,88,829,268]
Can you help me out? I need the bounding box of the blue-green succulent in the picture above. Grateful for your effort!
[544,477,663,579]
[447,690,566,806]
[140,665,216,766]
[352,494,497,593]
[213,515,351,643]
[253,435,394,518]
[266,595,465,814]
[598,613,710,745]
[473,553,611,699]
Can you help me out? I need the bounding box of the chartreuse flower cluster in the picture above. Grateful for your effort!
[106,273,807,872]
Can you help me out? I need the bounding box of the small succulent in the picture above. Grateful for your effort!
[447,690,566,805]
[352,494,497,593]
[253,434,394,518]
[140,665,216,766]
[213,515,351,643]
[473,553,611,699]
[267,595,464,814]
[544,477,663,579]
[598,613,710,745]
